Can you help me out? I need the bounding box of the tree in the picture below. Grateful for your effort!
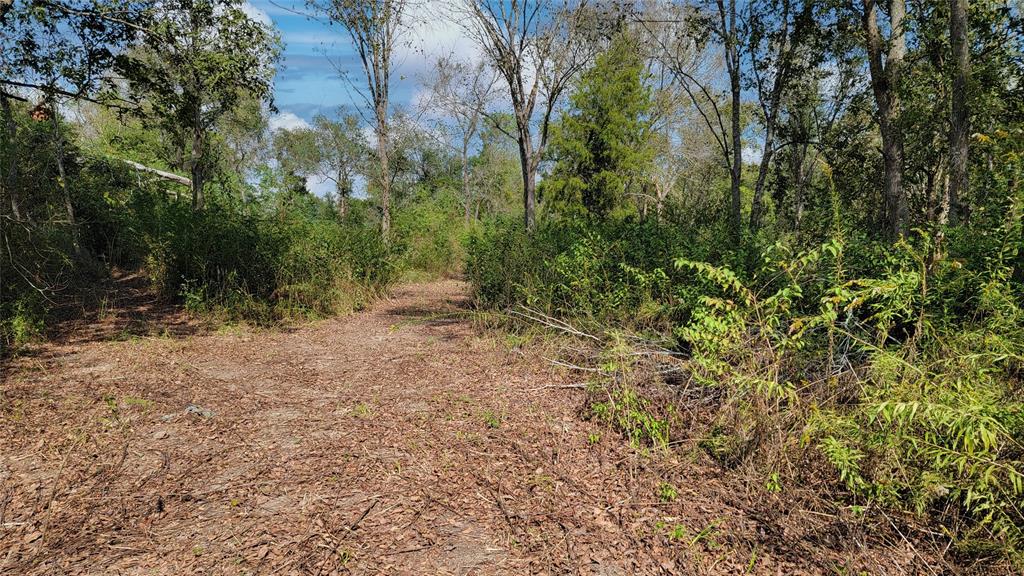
[0,0,143,102]
[641,1,744,238]
[421,55,497,223]
[469,113,521,218]
[271,125,319,204]
[312,0,407,242]
[460,0,592,230]
[718,0,743,237]
[219,96,271,191]
[744,0,818,231]
[116,0,280,211]
[312,113,367,217]
[543,32,655,218]
[946,0,969,225]
[1,0,144,228]
[860,0,908,238]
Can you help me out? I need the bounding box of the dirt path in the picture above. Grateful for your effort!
[1,281,919,575]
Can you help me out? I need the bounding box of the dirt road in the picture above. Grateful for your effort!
[1,281,922,574]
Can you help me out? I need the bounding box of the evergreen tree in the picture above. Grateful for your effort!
[543,32,655,219]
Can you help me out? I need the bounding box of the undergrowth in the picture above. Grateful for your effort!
[465,204,1024,565]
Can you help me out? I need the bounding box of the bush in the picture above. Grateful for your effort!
[393,188,466,279]
[466,211,1024,562]
[465,216,687,329]
[140,193,397,324]
[678,232,1024,558]
[1,143,399,345]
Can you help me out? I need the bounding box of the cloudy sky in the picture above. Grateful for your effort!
[247,1,478,131]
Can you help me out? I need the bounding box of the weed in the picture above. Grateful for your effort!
[689,520,720,548]
[591,386,668,449]
[482,410,502,429]
[667,524,688,541]
[353,403,372,418]
[338,549,352,565]
[657,482,678,502]
[123,396,154,410]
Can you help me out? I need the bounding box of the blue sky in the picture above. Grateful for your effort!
[242,0,482,194]
[246,0,475,130]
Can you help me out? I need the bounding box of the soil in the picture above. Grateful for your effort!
[1,280,948,574]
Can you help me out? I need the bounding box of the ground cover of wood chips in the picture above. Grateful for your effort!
[1,281,947,574]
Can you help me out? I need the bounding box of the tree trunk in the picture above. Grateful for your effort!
[655,181,667,222]
[749,122,776,231]
[725,0,743,239]
[947,0,969,225]
[792,148,808,232]
[864,0,907,239]
[190,118,205,211]
[376,110,391,242]
[50,104,80,255]
[749,0,795,232]
[337,173,349,219]
[462,144,472,224]
[120,158,192,186]
[517,125,537,230]
[880,119,906,236]
[1,93,21,221]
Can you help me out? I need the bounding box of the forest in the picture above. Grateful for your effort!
[1,0,1023,573]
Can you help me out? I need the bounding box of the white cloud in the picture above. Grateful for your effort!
[241,1,273,27]
[306,174,336,197]
[396,4,487,78]
[742,145,763,164]
[268,111,310,132]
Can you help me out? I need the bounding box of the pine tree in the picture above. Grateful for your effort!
[543,32,655,219]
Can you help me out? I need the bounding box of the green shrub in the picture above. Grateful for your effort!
[676,230,1024,559]
[0,142,399,336]
[393,189,466,278]
[144,195,396,324]
[467,207,1024,561]
[465,216,686,328]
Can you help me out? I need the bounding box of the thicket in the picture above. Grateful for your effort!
[0,98,468,348]
[466,196,1024,562]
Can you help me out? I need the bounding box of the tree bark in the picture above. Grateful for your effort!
[50,103,80,255]
[1,93,22,220]
[517,122,537,230]
[863,0,907,238]
[720,0,743,239]
[791,142,810,232]
[376,109,391,240]
[946,0,969,225]
[190,111,205,211]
